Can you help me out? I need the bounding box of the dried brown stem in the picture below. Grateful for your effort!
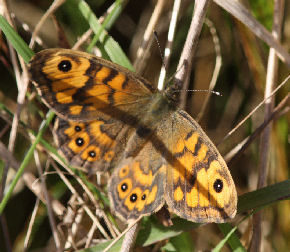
[218,74,290,145]
[133,0,166,74]
[34,153,62,251]
[213,0,290,68]
[29,0,66,49]
[250,1,284,251]
[173,0,210,108]
[225,94,290,166]
[120,222,140,252]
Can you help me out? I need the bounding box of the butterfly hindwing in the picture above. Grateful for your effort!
[54,116,131,172]
[164,110,237,223]
[108,133,166,222]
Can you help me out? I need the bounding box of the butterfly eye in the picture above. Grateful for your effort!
[75,137,84,146]
[74,125,82,132]
[58,60,72,72]
[121,183,128,192]
[213,179,223,193]
[130,193,137,202]
[88,151,96,157]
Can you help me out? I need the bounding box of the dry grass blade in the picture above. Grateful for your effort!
[214,0,290,68]
[133,0,166,73]
[175,0,210,108]
[196,18,222,122]
[1,1,289,251]
[29,0,66,49]
[0,0,29,207]
[103,217,142,252]
[219,74,290,145]
[120,222,140,252]
[157,0,181,91]
[24,198,40,250]
[52,162,112,241]
[34,154,61,250]
[225,93,290,165]
[250,1,285,251]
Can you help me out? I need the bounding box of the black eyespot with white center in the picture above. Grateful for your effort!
[58,60,72,72]
[130,193,137,202]
[213,179,223,193]
[75,137,84,146]
[141,194,146,201]
[74,125,81,132]
[89,151,96,158]
[121,183,128,192]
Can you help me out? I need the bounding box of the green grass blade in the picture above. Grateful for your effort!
[214,223,246,252]
[86,180,290,250]
[0,111,54,215]
[87,0,123,52]
[0,15,34,63]
[237,179,290,214]
[76,0,134,70]
[165,231,195,252]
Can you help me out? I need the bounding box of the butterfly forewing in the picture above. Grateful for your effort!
[28,48,154,123]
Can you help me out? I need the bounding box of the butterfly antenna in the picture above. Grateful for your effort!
[154,31,166,69]
[174,89,222,97]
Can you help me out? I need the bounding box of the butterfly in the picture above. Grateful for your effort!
[28,48,237,223]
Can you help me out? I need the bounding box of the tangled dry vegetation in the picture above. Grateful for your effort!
[0,0,289,251]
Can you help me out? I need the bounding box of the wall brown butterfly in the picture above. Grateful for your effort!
[28,48,237,223]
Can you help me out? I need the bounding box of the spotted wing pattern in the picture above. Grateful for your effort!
[109,109,237,223]
[54,116,131,172]
[28,48,154,123]
[108,125,166,222]
[28,48,237,224]
[164,110,237,222]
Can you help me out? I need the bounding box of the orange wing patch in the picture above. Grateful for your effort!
[132,162,153,186]
[53,117,127,172]
[109,157,165,222]
[165,110,237,223]
[28,48,154,122]
[28,48,237,224]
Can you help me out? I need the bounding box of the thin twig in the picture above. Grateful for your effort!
[196,18,222,122]
[218,74,290,145]
[0,0,28,203]
[48,157,119,238]
[72,28,93,50]
[73,0,125,51]
[250,1,284,251]
[103,217,142,252]
[225,94,290,165]
[157,0,181,91]
[52,162,112,240]
[0,126,67,218]
[120,222,141,252]
[0,5,31,251]
[173,0,211,108]
[133,0,166,73]
[213,0,290,68]
[29,0,66,49]
[85,219,98,248]
[34,153,62,250]
[24,198,40,250]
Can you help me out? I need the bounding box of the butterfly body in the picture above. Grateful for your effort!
[28,48,237,223]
